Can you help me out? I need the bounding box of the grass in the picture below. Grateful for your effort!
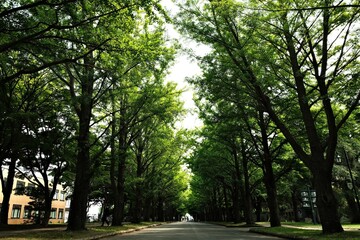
[250,223,360,240]
[0,222,162,240]
[2,221,360,239]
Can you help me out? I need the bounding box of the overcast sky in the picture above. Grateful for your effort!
[161,0,209,130]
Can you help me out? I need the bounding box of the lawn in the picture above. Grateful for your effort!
[0,222,162,240]
[250,223,360,240]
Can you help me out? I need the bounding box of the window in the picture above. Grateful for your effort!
[11,205,21,218]
[58,209,64,219]
[50,208,57,219]
[65,199,71,208]
[53,190,59,200]
[23,206,32,219]
[26,183,35,195]
[60,191,65,201]
[15,181,25,195]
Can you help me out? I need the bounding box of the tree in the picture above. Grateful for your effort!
[0,73,67,225]
[1,0,184,230]
[333,117,360,223]
[189,48,295,226]
[176,0,360,233]
[105,18,179,225]
[128,108,184,223]
[187,126,244,222]
[0,0,118,84]
[47,1,171,230]
[17,113,74,226]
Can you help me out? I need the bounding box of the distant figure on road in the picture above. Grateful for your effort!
[101,207,110,226]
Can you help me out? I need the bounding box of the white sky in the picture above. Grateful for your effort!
[167,50,204,130]
[161,0,209,130]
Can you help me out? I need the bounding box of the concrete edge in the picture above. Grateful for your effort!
[84,223,164,240]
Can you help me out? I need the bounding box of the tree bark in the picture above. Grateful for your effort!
[240,140,254,225]
[222,183,230,221]
[111,129,127,226]
[344,189,360,223]
[258,109,281,227]
[143,198,152,221]
[67,54,94,231]
[263,171,281,227]
[67,112,92,230]
[232,147,242,223]
[0,158,16,226]
[311,160,343,233]
[157,196,164,222]
[132,152,143,223]
[42,190,52,227]
[291,190,300,222]
[0,98,18,226]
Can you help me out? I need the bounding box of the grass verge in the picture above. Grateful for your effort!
[0,222,162,240]
[250,224,360,240]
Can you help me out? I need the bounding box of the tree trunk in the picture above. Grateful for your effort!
[232,174,241,223]
[311,162,343,233]
[111,146,126,226]
[255,196,262,222]
[344,187,360,223]
[132,186,142,223]
[263,168,281,227]
[132,151,143,223]
[110,94,125,226]
[223,183,230,221]
[240,141,254,225]
[143,198,151,221]
[67,54,94,231]
[157,196,164,222]
[67,124,91,230]
[232,147,242,223]
[259,109,281,227]
[110,94,129,226]
[0,158,16,226]
[42,194,52,227]
[243,164,254,225]
[291,190,300,222]
[109,96,118,226]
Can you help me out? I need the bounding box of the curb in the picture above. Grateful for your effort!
[84,223,163,240]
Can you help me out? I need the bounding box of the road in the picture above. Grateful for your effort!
[104,221,287,240]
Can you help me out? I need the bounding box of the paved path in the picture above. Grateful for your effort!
[104,221,287,240]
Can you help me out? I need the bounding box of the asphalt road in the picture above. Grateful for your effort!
[104,221,287,240]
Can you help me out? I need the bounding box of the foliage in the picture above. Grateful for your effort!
[0,0,190,228]
[175,0,360,233]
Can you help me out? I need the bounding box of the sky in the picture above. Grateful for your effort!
[166,49,204,130]
[161,0,208,130]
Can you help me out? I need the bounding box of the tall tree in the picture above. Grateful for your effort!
[49,1,170,230]
[0,74,68,225]
[106,18,178,225]
[176,0,360,233]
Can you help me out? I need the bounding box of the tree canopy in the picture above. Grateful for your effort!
[1,0,360,236]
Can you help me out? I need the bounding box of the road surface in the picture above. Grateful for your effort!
[104,221,286,240]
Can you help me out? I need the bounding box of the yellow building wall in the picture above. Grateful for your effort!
[0,175,67,225]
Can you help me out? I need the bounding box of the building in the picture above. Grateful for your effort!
[0,168,67,224]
